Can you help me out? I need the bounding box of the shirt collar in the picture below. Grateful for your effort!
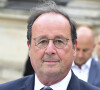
[72,57,92,69]
[35,70,72,90]
[85,58,92,68]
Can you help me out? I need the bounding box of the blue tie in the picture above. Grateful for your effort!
[40,86,53,90]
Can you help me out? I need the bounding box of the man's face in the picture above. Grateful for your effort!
[96,35,100,60]
[75,36,94,67]
[28,13,76,79]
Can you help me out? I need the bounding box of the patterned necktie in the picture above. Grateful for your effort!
[40,86,53,90]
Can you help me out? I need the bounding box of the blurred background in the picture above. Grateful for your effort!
[0,0,100,83]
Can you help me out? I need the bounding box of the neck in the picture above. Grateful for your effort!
[36,71,69,86]
[75,62,82,69]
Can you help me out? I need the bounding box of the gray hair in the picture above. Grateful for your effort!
[27,0,77,46]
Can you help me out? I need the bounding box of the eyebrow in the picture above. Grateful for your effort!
[83,48,89,51]
[34,35,69,39]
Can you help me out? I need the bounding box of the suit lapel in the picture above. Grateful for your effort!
[67,71,80,90]
[88,59,97,84]
[19,74,35,90]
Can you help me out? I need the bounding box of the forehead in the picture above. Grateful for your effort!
[77,39,93,51]
[34,12,69,22]
[32,12,71,37]
[77,30,94,45]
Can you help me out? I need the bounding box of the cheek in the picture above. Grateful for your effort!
[30,48,44,61]
[29,46,45,67]
[57,48,74,63]
[76,50,80,55]
[85,51,91,58]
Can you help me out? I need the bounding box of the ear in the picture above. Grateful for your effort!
[73,40,77,57]
[27,41,31,50]
[27,41,31,57]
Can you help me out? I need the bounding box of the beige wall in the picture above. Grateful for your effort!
[0,10,29,83]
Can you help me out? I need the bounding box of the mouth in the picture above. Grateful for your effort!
[43,60,59,65]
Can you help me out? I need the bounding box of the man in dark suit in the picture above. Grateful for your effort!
[0,1,100,90]
[72,26,100,88]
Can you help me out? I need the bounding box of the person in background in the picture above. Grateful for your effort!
[0,1,100,90]
[95,34,100,62]
[72,26,100,88]
[23,55,34,76]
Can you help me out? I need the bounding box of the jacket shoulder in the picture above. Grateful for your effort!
[80,79,100,90]
[0,74,34,90]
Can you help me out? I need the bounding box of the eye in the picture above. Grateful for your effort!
[76,48,80,51]
[56,39,63,43]
[54,39,64,45]
[38,39,48,45]
[83,49,89,52]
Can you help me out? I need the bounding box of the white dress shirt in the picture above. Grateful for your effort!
[95,57,99,62]
[34,70,72,90]
[72,58,92,82]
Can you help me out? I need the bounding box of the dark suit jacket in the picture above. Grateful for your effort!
[88,58,100,88]
[0,72,100,90]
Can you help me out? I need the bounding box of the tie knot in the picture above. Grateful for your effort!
[40,86,53,90]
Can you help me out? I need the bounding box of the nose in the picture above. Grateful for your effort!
[78,51,84,58]
[45,40,56,55]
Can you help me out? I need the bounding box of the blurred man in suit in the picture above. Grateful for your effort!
[23,55,35,76]
[72,26,100,88]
